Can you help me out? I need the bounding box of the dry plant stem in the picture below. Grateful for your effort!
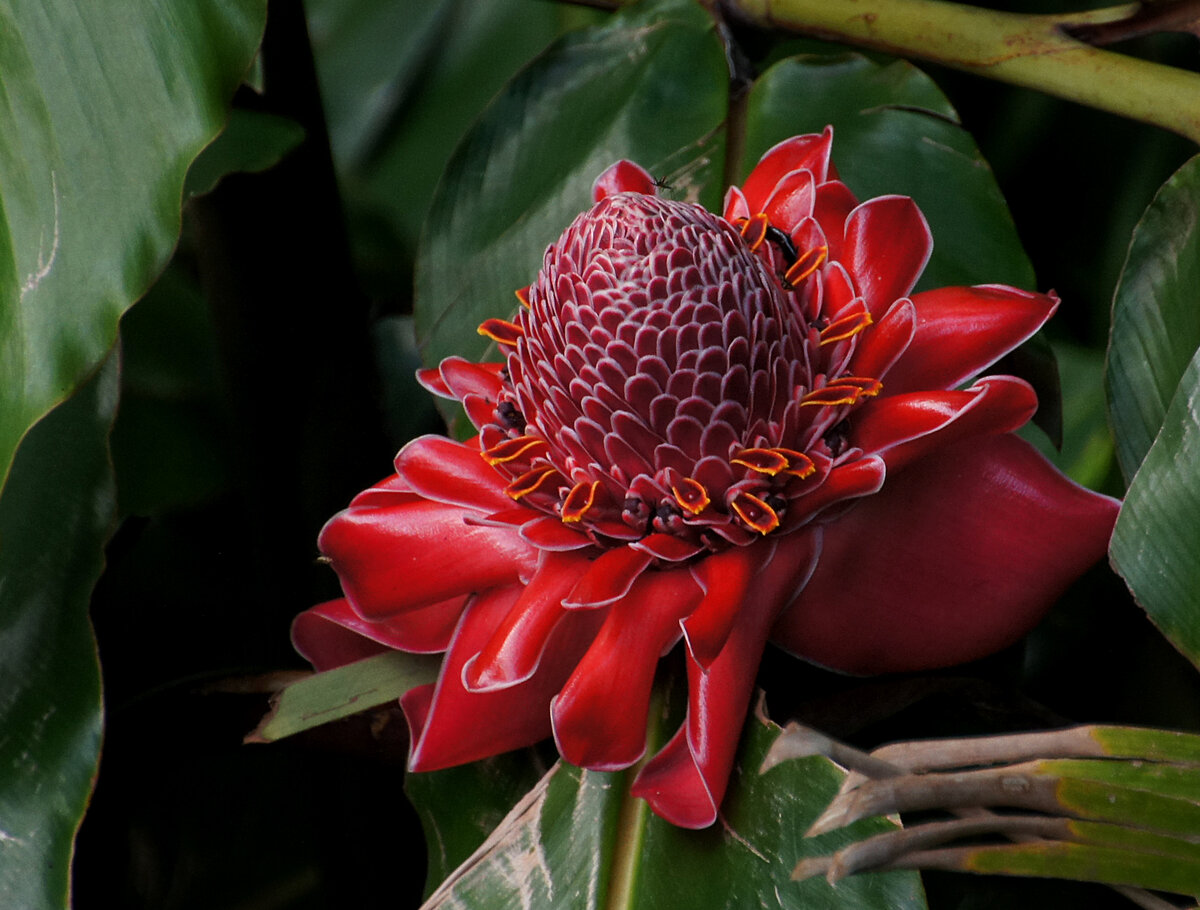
[808,761,1065,832]
[723,0,1200,144]
[767,725,1181,910]
[794,814,1074,882]
[837,725,1199,791]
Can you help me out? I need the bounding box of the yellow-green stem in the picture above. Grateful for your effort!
[724,0,1200,144]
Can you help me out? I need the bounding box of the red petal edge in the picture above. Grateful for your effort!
[773,434,1119,674]
[593,160,658,202]
[631,530,821,828]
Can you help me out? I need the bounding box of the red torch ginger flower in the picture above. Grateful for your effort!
[294,128,1119,828]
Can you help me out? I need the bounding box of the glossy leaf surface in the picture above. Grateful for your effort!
[248,652,441,743]
[411,715,926,910]
[0,354,118,908]
[1111,347,1200,669]
[0,0,268,489]
[308,0,587,288]
[1107,155,1200,481]
[183,109,306,199]
[1108,155,1200,670]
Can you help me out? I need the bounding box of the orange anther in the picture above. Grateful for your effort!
[478,318,525,347]
[819,309,873,346]
[783,450,816,479]
[799,376,881,408]
[784,245,827,285]
[561,480,600,523]
[731,448,789,476]
[505,466,558,501]
[738,213,770,252]
[671,477,711,515]
[730,491,780,535]
[482,435,546,466]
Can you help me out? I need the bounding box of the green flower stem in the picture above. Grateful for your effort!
[724,0,1200,143]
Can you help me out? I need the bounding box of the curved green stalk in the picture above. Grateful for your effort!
[724,0,1200,144]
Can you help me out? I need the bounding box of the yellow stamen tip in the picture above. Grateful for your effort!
[482,435,546,466]
[819,310,873,346]
[506,466,557,501]
[478,318,525,347]
[730,492,780,535]
[784,245,827,285]
[561,480,600,523]
[672,478,711,515]
[739,213,770,252]
[731,448,789,476]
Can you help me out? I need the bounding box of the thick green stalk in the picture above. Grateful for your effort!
[724,0,1200,143]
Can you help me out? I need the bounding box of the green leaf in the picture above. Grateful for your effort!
[414,715,926,909]
[183,109,306,199]
[1090,725,1200,764]
[0,0,269,491]
[414,0,728,369]
[308,0,593,293]
[1107,154,1200,482]
[247,652,441,743]
[1110,346,1200,669]
[0,351,118,908]
[743,53,1036,292]
[406,751,549,898]
[956,840,1200,897]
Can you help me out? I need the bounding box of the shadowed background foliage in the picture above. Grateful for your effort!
[64,1,1200,907]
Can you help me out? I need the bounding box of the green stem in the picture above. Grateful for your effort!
[723,0,1200,144]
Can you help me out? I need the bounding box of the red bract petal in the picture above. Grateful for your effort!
[518,515,593,551]
[416,366,451,398]
[395,434,515,514]
[319,497,537,620]
[292,596,467,671]
[551,566,703,770]
[882,285,1059,396]
[631,530,820,828]
[563,546,654,608]
[849,297,916,382]
[772,434,1119,675]
[463,550,592,691]
[740,128,834,213]
[292,599,391,672]
[850,375,1037,472]
[790,455,886,526]
[843,195,932,316]
[722,185,750,224]
[761,168,816,232]
[592,159,658,201]
[435,356,506,403]
[682,542,773,668]
[405,587,606,771]
[811,180,858,264]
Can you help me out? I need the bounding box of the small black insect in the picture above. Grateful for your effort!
[763,224,798,264]
[652,175,674,192]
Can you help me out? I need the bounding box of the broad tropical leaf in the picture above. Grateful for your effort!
[0,354,118,908]
[0,0,268,489]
